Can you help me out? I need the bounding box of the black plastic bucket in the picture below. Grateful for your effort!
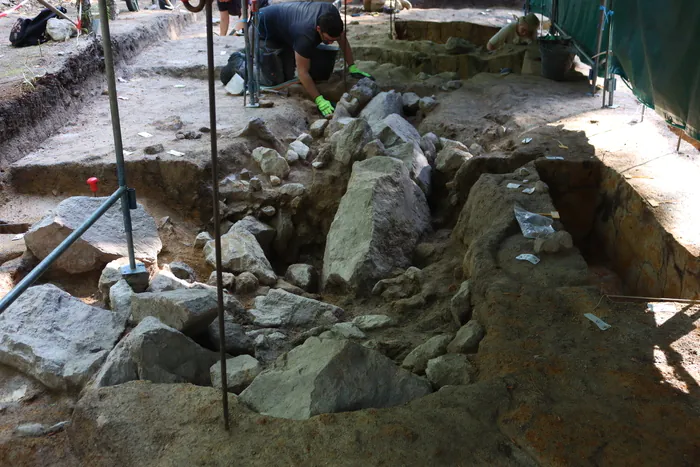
[310,44,339,82]
[539,38,574,81]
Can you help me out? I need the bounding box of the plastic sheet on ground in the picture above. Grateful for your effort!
[514,204,555,239]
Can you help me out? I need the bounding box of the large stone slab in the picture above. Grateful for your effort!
[323,157,430,292]
[204,225,277,285]
[332,118,372,165]
[385,141,432,195]
[0,284,124,391]
[372,113,421,148]
[23,196,161,274]
[359,90,403,127]
[247,289,342,328]
[131,288,219,336]
[239,337,432,420]
[92,317,218,388]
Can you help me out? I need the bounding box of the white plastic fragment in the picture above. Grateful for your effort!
[522,137,533,144]
[507,183,521,189]
[225,73,245,95]
[138,132,153,138]
[545,156,564,160]
[174,84,186,88]
[522,187,535,195]
[123,150,134,156]
[584,313,611,330]
[516,254,540,265]
[167,150,185,157]
[12,234,24,241]
[118,96,129,101]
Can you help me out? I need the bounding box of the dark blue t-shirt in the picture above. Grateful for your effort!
[259,2,340,59]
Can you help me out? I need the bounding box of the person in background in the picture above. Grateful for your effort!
[487,13,540,51]
[218,0,243,36]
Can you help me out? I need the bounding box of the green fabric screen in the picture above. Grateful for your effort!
[530,0,700,141]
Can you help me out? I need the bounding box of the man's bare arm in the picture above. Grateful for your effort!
[295,52,321,99]
[338,32,355,66]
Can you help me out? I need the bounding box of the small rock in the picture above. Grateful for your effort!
[235,271,259,294]
[204,225,277,285]
[261,206,276,216]
[349,77,380,109]
[207,313,253,356]
[284,264,318,292]
[210,355,261,394]
[144,144,164,155]
[270,175,281,186]
[534,231,574,254]
[219,178,250,202]
[249,177,263,191]
[328,322,366,339]
[148,268,191,293]
[402,92,420,115]
[333,118,372,165]
[450,280,472,326]
[239,169,251,180]
[131,288,219,337]
[289,140,310,160]
[359,90,403,127]
[534,180,549,193]
[401,334,452,374]
[169,261,196,282]
[419,97,438,114]
[109,280,133,326]
[235,118,280,147]
[296,133,313,145]
[279,183,305,198]
[442,80,463,91]
[207,271,235,289]
[363,139,386,158]
[247,289,342,328]
[309,119,329,138]
[275,279,306,295]
[199,126,211,133]
[252,147,290,179]
[352,314,395,331]
[98,257,148,302]
[372,267,422,300]
[425,354,473,389]
[312,161,325,169]
[447,320,485,354]
[435,144,473,177]
[338,93,361,116]
[286,150,299,163]
[445,37,476,54]
[175,132,186,140]
[469,143,484,156]
[232,216,276,251]
[195,231,213,248]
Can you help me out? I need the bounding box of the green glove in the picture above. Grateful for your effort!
[349,64,375,81]
[315,95,334,117]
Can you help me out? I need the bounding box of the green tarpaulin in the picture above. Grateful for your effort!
[530,0,700,141]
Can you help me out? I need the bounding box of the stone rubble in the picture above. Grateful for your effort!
[210,355,262,394]
[131,288,219,337]
[247,289,342,328]
[204,225,277,285]
[447,320,485,354]
[401,334,453,374]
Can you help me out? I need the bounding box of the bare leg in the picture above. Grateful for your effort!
[220,11,230,37]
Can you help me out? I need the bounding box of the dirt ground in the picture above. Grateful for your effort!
[0,4,699,466]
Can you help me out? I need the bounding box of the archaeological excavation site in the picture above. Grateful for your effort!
[0,0,699,465]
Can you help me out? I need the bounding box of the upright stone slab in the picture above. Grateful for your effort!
[323,157,430,292]
[239,337,432,420]
[385,141,432,195]
[131,288,219,336]
[204,225,277,285]
[92,317,218,388]
[23,196,162,274]
[359,90,403,127]
[0,284,124,391]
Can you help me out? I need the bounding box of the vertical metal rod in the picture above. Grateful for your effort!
[591,0,607,96]
[97,0,137,271]
[205,0,230,431]
[601,8,612,107]
[343,0,347,92]
[606,16,615,107]
[676,133,682,152]
[253,9,260,104]
[242,0,248,107]
[640,104,645,122]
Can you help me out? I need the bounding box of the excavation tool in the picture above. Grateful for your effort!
[181,0,232,431]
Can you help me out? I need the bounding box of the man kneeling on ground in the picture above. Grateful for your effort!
[258,1,374,117]
[486,13,540,51]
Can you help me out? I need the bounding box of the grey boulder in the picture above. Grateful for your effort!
[385,141,431,195]
[147,268,191,293]
[284,263,318,292]
[332,118,372,165]
[247,289,342,328]
[450,280,472,326]
[425,354,474,389]
[231,216,276,252]
[207,313,254,356]
[92,317,218,388]
[24,196,162,274]
[401,334,452,374]
[169,261,196,282]
[359,90,403,127]
[204,225,277,285]
[210,355,261,394]
[240,337,432,420]
[251,147,290,179]
[0,284,124,391]
[131,288,218,337]
[447,320,485,354]
[352,314,396,330]
[322,157,430,292]
[372,113,421,148]
[98,257,148,302]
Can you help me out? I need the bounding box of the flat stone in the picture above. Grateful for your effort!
[372,113,422,148]
[385,141,432,195]
[131,288,219,337]
[450,280,472,326]
[401,334,452,374]
[289,140,310,160]
[239,337,432,420]
[247,288,342,328]
[447,320,485,354]
[194,231,213,248]
[251,147,290,179]
[363,139,386,158]
[323,157,430,292]
[328,322,366,339]
[352,314,396,331]
[333,118,372,165]
[0,284,124,391]
[210,355,262,394]
[359,90,403,127]
[92,317,218,388]
[207,313,253,356]
[279,183,306,199]
[284,263,318,292]
[24,196,162,274]
[204,225,277,285]
[169,261,196,282]
[425,354,474,389]
[286,150,299,163]
[296,133,313,145]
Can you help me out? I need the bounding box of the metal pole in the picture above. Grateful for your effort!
[242,0,248,107]
[343,0,347,92]
[606,16,615,107]
[676,133,682,152]
[640,105,646,122]
[0,188,125,313]
[97,0,137,272]
[205,0,230,431]
[591,0,608,96]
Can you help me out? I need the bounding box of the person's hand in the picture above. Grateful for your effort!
[348,64,375,81]
[315,95,334,117]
